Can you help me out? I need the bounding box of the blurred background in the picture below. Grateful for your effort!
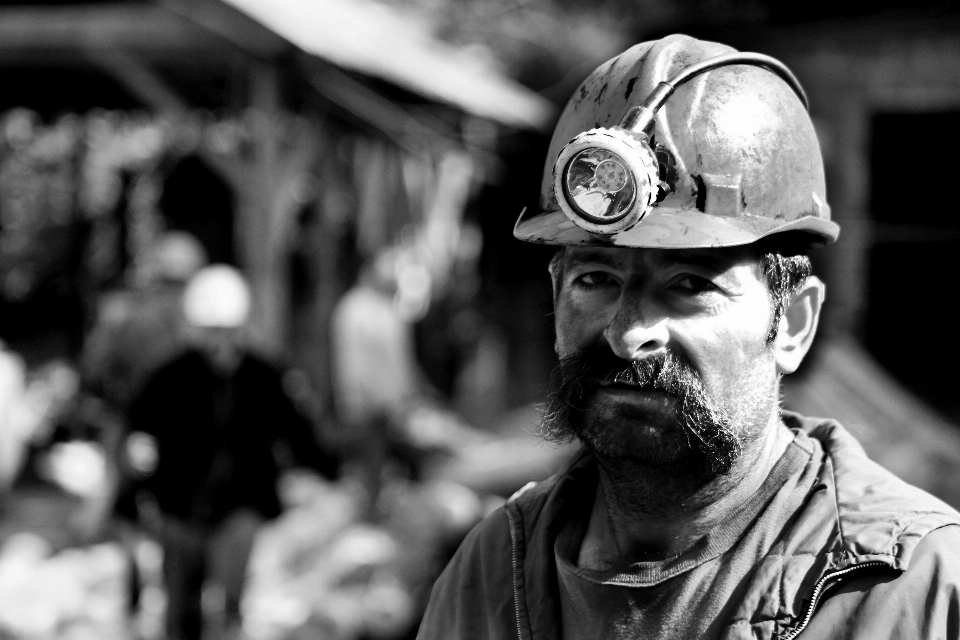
[0,0,958,638]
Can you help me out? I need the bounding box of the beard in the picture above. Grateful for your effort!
[541,344,765,499]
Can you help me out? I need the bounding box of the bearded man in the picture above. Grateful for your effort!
[416,35,960,640]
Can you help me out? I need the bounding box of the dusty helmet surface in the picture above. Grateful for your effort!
[514,34,839,248]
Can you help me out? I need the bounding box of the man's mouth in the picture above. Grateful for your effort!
[595,384,676,415]
[598,372,657,389]
[597,380,673,398]
[599,380,647,389]
[601,383,665,391]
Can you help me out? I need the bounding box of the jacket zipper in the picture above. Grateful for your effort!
[778,560,891,640]
[505,508,525,640]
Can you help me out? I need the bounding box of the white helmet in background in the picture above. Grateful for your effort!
[182,264,251,329]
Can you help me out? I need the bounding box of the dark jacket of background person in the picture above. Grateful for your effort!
[417,413,960,640]
[129,348,337,526]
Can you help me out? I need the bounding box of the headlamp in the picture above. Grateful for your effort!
[553,52,809,235]
[555,128,659,234]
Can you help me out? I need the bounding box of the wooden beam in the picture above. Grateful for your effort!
[86,48,190,114]
[0,2,286,62]
[305,61,503,180]
[238,61,286,353]
[0,5,210,54]
[157,0,292,60]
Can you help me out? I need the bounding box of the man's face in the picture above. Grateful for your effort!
[547,245,781,476]
[194,326,245,376]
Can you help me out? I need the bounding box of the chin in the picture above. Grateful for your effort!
[578,403,694,465]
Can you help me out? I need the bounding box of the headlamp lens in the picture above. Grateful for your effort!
[563,148,636,223]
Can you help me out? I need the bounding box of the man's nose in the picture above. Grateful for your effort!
[602,295,669,360]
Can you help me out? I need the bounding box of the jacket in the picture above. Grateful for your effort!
[418,413,960,639]
[126,349,338,525]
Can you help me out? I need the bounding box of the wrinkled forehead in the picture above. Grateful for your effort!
[557,244,762,276]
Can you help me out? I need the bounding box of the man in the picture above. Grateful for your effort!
[78,231,208,622]
[127,264,338,640]
[0,340,35,516]
[330,248,423,513]
[417,35,960,640]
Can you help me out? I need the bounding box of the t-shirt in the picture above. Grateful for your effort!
[555,430,821,640]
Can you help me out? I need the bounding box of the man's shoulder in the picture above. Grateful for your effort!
[785,411,960,567]
[418,450,595,639]
[449,502,515,565]
[417,504,515,640]
[722,413,960,639]
[801,524,960,640]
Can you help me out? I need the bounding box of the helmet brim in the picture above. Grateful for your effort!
[513,206,839,249]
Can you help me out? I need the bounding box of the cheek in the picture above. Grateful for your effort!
[553,292,610,356]
[727,292,775,343]
[681,296,775,387]
[553,304,583,356]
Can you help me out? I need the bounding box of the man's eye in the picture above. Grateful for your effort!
[575,272,616,287]
[673,275,719,294]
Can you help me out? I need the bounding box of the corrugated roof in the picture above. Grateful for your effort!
[220,0,556,130]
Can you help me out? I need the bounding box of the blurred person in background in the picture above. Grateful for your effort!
[418,35,960,640]
[331,248,431,516]
[126,264,339,640]
[0,340,38,515]
[78,230,208,620]
[81,230,209,510]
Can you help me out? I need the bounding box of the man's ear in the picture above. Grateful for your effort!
[774,276,825,374]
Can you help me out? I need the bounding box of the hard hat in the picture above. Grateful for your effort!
[182,264,251,328]
[514,34,839,249]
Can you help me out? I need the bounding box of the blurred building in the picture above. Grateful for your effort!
[0,0,557,437]
[1,0,959,508]
[0,4,562,636]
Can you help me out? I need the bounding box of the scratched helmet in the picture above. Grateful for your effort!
[514,34,839,248]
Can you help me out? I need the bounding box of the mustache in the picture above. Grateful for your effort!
[600,355,684,392]
[555,345,697,401]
